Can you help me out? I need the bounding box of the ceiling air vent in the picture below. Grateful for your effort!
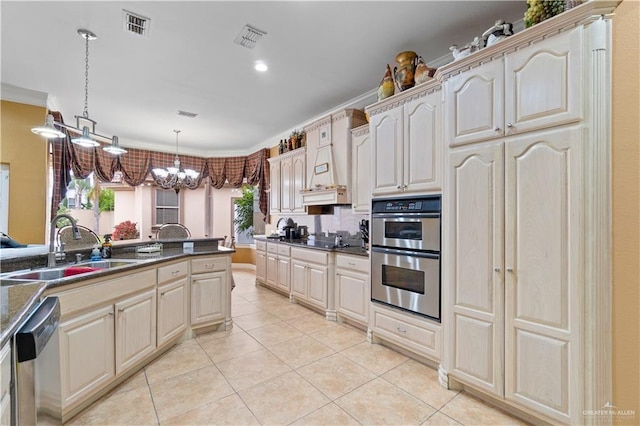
[122,10,150,37]
[233,25,266,49]
[177,110,198,118]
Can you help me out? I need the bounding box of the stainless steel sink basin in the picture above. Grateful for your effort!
[4,259,143,281]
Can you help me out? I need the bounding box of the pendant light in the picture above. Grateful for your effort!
[70,29,100,147]
[30,29,126,155]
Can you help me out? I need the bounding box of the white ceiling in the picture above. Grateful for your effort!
[1,1,525,157]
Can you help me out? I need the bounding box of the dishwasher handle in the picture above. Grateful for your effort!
[15,296,60,362]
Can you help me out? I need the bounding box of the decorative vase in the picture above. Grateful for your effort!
[393,51,418,92]
[377,64,395,101]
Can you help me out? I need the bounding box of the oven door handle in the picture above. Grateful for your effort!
[371,246,440,259]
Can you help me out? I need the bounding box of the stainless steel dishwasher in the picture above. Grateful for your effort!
[14,296,60,425]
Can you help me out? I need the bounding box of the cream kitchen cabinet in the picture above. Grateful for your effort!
[115,289,156,374]
[447,127,584,423]
[264,242,290,294]
[268,148,306,215]
[59,306,115,409]
[369,84,442,196]
[156,260,189,347]
[445,26,582,147]
[335,253,369,326]
[350,124,371,213]
[255,240,267,283]
[190,256,231,329]
[290,247,335,319]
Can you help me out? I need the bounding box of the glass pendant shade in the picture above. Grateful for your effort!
[71,126,100,147]
[31,114,65,139]
[103,135,127,155]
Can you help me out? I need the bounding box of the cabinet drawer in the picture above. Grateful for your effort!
[336,254,369,273]
[191,256,228,274]
[277,244,291,256]
[291,247,328,265]
[55,269,156,318]
[157,261,188,285]
[372,304,441,361]
[267,242,279,253]
[255,240,267,251]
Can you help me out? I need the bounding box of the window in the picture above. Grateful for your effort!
[155,189,179,225]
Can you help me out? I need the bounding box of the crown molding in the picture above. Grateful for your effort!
[1,83,48,108]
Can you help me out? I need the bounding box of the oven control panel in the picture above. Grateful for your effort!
[372,196,441,214]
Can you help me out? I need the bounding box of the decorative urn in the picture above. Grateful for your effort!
[393,51,418,92]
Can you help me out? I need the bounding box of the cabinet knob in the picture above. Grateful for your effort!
[506,267,514,272]
[118,308,125,313]
[494,267,501,272]
[336,273,341,276]
[397,185,402,189]
[108,311,114,316]
[160,291,166,296]
[396,326,407,334]
[494,127,501,131]
[507,123,514,128]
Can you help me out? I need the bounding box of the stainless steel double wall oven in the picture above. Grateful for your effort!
[371,195,441,321]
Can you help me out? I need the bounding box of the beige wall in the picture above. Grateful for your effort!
[0,100,48,243]
[612,0,640,421]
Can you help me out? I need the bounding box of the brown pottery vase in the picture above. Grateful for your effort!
[393,51,418,92]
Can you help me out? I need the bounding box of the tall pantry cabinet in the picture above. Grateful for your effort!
[440,4,615,425]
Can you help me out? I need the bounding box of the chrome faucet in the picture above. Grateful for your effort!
[48,214,81,267]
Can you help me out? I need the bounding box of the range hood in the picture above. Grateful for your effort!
[301,109,367,207]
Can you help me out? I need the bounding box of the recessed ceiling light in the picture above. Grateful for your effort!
[254,61,268,72]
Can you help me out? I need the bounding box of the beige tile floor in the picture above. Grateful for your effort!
[66,266,528,426]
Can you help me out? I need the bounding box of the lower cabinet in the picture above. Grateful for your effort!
[157,278,188,347]
[190,255,232,329]
[1,342,13,426]
[261,242,290,294]
[335,253,370,326]
[290,247,335,319]
[255,240,267,282]
[59,305,116,408]
[369,303,442,363]
[115,289,157,375]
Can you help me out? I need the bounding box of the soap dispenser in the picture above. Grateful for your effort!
[101,234,112,259]
[90,245,101,261]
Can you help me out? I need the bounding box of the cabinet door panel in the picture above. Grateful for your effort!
[371,109,403,195]
[281,159,292,212]
[60,306,115,407]
[116,289,156,374]
[191,271,225,325]
[277,257,291,293]
[291,261,307,298]
[404,91,442,192]
[505,27,582,134]
[446,59,504,146]
[448,142,504,395]
[157,278,188,347]
[269,160,281,213]
[266,254,278,286]
[292,154,306,213]
[256,251,267,282]
[504,127,583,423]
[307,265,328,308]
[336,270,368,324]
[352,131,371,213]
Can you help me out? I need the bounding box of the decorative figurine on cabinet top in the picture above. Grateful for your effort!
[482,19,513,47]
[377,64,395,101]
[414,56,436,85]
[450,37,481,61]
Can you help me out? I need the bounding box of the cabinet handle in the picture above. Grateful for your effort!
[494,127,501,131]
[171,270,180,275]
[397,185,402,189]
[396,326,407,334]
[336,273,341,276]
[118,308,125,312]
[348,262,355,266]
[506,267,514,272]
[108,311,114,316]
[494,267,500,272]
[160,291,166,296]
[507,123,514,128]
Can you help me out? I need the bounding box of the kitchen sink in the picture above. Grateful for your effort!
[4,259,143,282]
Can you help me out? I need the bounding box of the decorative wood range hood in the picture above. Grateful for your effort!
[301,109,367,206]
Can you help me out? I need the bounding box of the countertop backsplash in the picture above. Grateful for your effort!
[268,206,368,241]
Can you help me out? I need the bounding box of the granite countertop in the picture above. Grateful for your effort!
[255,235,369,257]
[0,238,234,348]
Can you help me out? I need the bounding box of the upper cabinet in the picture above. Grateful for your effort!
[268,148,306,215]
[302,109,367,206]
[445,26,583,147]
[368,82,443,197]
[351,124,371,213]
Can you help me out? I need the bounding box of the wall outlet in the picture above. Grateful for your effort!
[183,242,194,254]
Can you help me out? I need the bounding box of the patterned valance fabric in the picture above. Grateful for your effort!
[50,112,271,220]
